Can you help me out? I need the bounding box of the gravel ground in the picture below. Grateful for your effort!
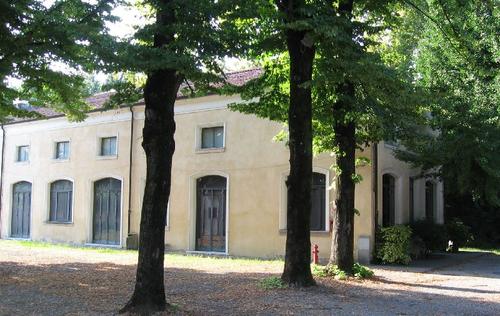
[0,240,499,315]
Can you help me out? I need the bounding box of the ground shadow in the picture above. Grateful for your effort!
[1,260,499,315]
[371,251,500,279]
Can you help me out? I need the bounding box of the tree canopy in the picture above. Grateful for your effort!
[394,0,499,205]
[0,0,118,120]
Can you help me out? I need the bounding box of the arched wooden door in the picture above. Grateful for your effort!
[196,176,227,252]
[93,178,121,245]
[11,181,32,238]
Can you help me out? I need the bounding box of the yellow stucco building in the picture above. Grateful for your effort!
[0,70,444,263]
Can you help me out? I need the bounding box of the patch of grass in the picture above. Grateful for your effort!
[2,239,284,268]
[259,276,286,289]
[312,263,374,280]
[9,240,137,254]
[460,247,500,255]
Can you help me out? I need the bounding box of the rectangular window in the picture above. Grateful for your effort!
[100,137,117,156]
[16,145,29,162]
[55,141,70,160]
[201,126,224,149]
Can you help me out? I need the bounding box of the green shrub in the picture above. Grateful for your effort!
[311,264,347,280]
[352,263,374,279]
[376,225,412,265]
[446,218,473,252]
[311,264,328,277]
[312,263,374,279]
[259,276,286,289]
[410,220,448,252]
[409,235,428,259]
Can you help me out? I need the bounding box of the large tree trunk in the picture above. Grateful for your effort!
[279,0,316,287]
[329,82,356,274]
[120,2,181,313]
[329,0,356,275]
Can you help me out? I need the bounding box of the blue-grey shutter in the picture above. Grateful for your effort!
[93,178,121,245]
[11,181,31,238]
[50,180,73,222]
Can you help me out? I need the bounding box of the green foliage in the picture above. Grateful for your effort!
[352,263,374,279]
[376,225,412,265]
[447,195,500,248]
[394,1,500,206]
[229,2,426,154]
[311,263,373,279]
[311,264,347,280]
[0,0,119,121]
[446,218,473,252]
[259,276,286,289]
[107,0,258,106]
[410,220,448,252]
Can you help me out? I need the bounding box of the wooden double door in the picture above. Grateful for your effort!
[196,176,227,252]
[93,178,121,245]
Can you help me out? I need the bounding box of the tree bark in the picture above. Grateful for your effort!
[329,82,356,274]
[329,0,356,275]
[278,0,316,287]
[120,1,181,313]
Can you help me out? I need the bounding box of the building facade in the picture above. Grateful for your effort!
[0,85,444,262]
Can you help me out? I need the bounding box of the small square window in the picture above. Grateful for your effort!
[16,145,29,162]
[201,126,224,149]
[55,141,70,160]
[100,137,117,156]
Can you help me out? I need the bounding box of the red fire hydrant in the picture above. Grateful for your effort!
[312,244,319,264]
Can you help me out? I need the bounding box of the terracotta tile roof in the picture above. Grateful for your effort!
[85,91,116,109]
[7,68,262,124]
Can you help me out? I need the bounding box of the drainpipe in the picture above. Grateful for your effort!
[0,124,5,237]
[127,106,134,237]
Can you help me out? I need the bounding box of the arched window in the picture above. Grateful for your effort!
[281,171,328,231]
[49,180,73,223]
[425,181,436,222]
[382,174,396,227]
[311,172,326,231]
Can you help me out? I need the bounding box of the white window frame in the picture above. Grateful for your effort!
[96,134,119,159]
[54,140,71,161]
[15,145,30,163]
[195,122,226,153]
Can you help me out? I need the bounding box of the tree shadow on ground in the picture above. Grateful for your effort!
[371,251,500,279]
[1,260,499,315]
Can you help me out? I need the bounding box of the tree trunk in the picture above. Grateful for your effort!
[120,2,181,313]
[280,7,316,286]
[328,0,356,276]
[329,82,356,274]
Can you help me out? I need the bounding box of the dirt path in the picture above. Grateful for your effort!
[0,241,499,315]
